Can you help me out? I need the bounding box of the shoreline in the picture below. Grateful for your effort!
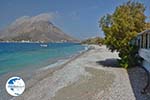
[25,46,91,90]
[12,45,124,100]
[0,44,91,100]
[0,42,86,75]
[0,41,81,43]
[2,45,148,100]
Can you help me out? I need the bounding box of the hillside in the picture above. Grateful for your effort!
[0,14,78,42]
[81,37,104,45]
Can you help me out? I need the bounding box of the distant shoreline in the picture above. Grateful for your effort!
[0,41,81,43]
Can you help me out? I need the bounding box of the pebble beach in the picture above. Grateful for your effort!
[2,45,150,100]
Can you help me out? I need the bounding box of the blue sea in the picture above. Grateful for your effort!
[0,43,86,75]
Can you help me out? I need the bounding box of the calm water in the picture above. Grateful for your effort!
[0,43,85,75]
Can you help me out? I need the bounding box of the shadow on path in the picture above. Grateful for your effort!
[127,67,150,100]
[96,58,150,100]
[96,58,120,68]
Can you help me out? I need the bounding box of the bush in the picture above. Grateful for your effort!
[99,1,148,68]
[118,45,139,68]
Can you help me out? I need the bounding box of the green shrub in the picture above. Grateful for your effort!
[99,1,149,68]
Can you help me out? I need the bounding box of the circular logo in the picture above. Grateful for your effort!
[6,76,25,96]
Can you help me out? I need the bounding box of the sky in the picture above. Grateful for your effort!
[0,0,150,40]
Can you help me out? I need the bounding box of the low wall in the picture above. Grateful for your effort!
[139,49,150,71]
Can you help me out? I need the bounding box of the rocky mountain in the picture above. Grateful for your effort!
[0,14,78,42]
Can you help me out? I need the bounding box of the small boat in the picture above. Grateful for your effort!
[40,44,48,48]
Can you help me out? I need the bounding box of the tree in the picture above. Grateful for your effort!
[144,22,150,29]
[99,1,149,68]
[81,37,104,45]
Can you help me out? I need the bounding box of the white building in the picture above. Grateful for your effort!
[132,30,150,70]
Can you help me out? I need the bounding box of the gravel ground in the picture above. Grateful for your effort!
[9,45,150,100]
[128,67,150,100]
[52,45,136,100]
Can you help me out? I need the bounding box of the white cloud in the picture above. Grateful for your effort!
[31,13,56,22]
[11,12,58,26]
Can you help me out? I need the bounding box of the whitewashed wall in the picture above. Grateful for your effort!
[139,49,150,71]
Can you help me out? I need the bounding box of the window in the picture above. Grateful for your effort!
[137,37,141,48]
[141,35,143,48]
[146,33,148,48]
[149,33,150,48]
[142,34,147,48]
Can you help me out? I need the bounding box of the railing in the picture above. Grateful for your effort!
[139,48,150,94]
